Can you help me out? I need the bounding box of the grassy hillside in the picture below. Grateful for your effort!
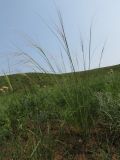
[0,64,120,91]
[0,64,120,159]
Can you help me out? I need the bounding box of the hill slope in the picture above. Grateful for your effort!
[1,64,120,159]
[0,64,120,91]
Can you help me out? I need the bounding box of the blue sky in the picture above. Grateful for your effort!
[0,0,120,74]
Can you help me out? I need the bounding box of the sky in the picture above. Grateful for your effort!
[0,0,120,74]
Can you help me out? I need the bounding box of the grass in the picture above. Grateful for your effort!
[0,64,120,159]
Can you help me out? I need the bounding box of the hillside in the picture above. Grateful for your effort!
[0,64,120,159]
[0,64,120,92]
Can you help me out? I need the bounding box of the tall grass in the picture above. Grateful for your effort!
[21,11,107,134]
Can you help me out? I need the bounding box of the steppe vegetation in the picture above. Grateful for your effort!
[0,65,120,159]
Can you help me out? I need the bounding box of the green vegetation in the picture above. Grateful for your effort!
[0,65,120,159]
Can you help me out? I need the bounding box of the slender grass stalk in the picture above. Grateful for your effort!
[60,48,66,73]
[56,10,75,73]
[4,73,13,92]
[80,35,86,71]
[88,23,92,70]
[99,41,107,68]
[30,140,41,158]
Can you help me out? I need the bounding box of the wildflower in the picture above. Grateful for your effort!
[109,69,113,74]
[0,88,5,93]
[2,86,9,90]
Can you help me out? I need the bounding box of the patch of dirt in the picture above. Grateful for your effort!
[74,154,87,160]
[54,152,63,160]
